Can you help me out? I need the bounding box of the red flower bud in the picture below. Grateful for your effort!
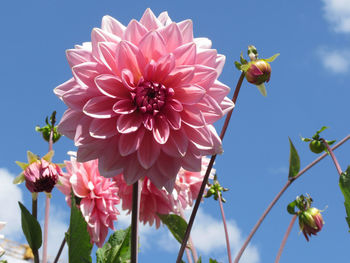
[245,60,271,85]
[298,207,324,241]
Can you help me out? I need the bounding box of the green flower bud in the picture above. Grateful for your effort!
[298,207,324,241]
[309,140,326,154]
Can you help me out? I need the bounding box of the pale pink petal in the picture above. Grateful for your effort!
[215,54,225,75]
[152,53,176,82]
[163,106,181,130]
[156,153,181,179]
[220,97,235,115]
[124,20,148,45]
[196,94,224,123]
[95,74,130,99]
[173,43,196,66]
[178,20,193,43]
[183,124,213,150]
[159,23,183,52]
[54,78,76,99]
[89,118,117,139]
[116,113,142,133]
[74,116,95,146]
[70,174,90,198]
[173,84,206,105]
[118,128,145,156]
[97,42,118,73]
[62,85,99,110]
[153,114,170,144]
[180,106,206,128]
[162,129,188,157]
[167,99,183,112]
[114,41,141,77]
[158,11,172,26]
[57,109,82,140]
[181,145,202,172]
[190,65,217,90]
[91,28,121,61]
[137,132,160,169]
[66,48,92,68]
[83,96,117,119]
[164,66,195,87]
[195,48,217,68]
[138,31,167,62]
[194,37,212,49]
[207,80,231,103]
[101,15,126,37]
[72,62,110,88]
[112,100,136,114]
[139,8,162,31]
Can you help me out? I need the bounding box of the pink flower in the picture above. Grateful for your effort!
[55,8,234,191]
[57,156,120,247]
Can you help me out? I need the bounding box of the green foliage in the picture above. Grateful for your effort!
[288,138,300,179]
[339,166,350,230]
[35,111,61,143]
[158,214,188,245]
[209,259,220,263]
[18,202,42,251]
[67,192,92,263]
[96,227,131,263]
[263,53,280,62]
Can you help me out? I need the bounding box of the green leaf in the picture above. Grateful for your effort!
[263,53,280,62]
[327,139,336,146]
[96,227,131,263]
[256,83,267,97]
[15,161,29,170]
[68,192,92,263]
[18,202,42,250]
[42,150,54,162]
[13,173,25,184]
[196,257,202,263]
[240,64,249,72]
[339,166,350,230]
[287,200,297,215]
[234,61,242,71]
[316,126,328,135]
[209,259,220,263]
[300,136,312,142]
[158,214,188,245]
[288,138,300,179]
[240,52,248,64]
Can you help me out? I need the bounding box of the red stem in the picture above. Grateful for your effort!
[322,139,343,175]
[176,72,245,263]
[234,134,350,263]
[274,214,297,263]
[218,191,232,263]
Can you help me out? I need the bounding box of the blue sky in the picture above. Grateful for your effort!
[0,0,350,262]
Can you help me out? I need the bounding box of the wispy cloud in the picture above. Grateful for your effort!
[318,48,350,74]
[322,0,350,33]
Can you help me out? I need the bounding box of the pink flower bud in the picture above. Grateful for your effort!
[298,207,324,241]
[245,60,271,85]
[23,159,61,193]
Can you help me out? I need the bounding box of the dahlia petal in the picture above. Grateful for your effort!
[116,113,142,133]
[181,145,202,172]
[62,85,98,110]
[163,106,181,130]
[165,65,195,87]
[162,179,176,193]
[74,116,95,146]
[80,198,95,219]
[98,138,125,177]
[89,118,117,139]
[181,106,205,128]
[173,43,196,66]
[208,80,231,103]
[195,48,217,68]
[115,41,141,77]
[91,28,121,61]
[112,100,136,114]
[58,109,82,140]
[153,53,176,82]
[167,99,183,112]
[77,142,107,162]
[83,96,117,119]
[194,37,212,49]
[54,78,79,99]
[178,20,193,43]
[196,94,224,123]
[72,62,109,88]
[139,8,163,31]
[97,42,118,73]
[173,84,206,105]
[145,165,170,190]
[124,20,148,45]
[159,23,183,52]
[123,155,147,184]
[158,11,172,26]
[95,74,129,99]
[183,124,214,150]
[138,31,167,62]
[143,114,155,130]
[208,125,223,154]
[215,54,226,75]
[191,65,217,90]
[101,15,126,37]
[137,131,160,169]
[119,128,145,156]
[153,114,170,144]
[162,129,188,157]
[157,154,181,179]
[121,69,136,90]
[70,174,90,198]
[220,97,235,115]
[66,48,92,68]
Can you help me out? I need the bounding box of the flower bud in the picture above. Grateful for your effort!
[23,158,61,193]
[245,60,271,85]
[298,207,324,241]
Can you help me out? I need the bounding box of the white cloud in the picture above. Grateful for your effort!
[0,168,23,240]
[322,0,350,33]
[318,48,350,73]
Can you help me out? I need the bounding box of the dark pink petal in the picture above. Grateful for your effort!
[190,65,217,90]
[119,128,145,156]
[89,118,117,139]
[153,114,170,144]
[137,132,161,169]
[57,109,82,140]
[163,106,181,130]
[164,66,195,87]
[173,84,206,105]
[159,23,183,52]
[113,100,136,114]
[195,49,217,68]
[177,20,193,43]
[167,99,183,112]
[138,31,167,62]
[196,94,224,124]
[97,42,118,73]
[173,43,196,66]
[77,141,109,162]
[139,8,162,31]
[101,15,126,37]
[181,106,205,128]
[91,28,121,61]
[143,114,155,130]
[98,137,125,177]
[83,96,116,119]
[116,112,142,133]
[66,48,92,68]
[95,74,130,99]
[72,62,110,88]
[183,124,214,150]
[145,165,171,191]
[121,69,136,90]
[207,80,231,103]
[249,63,263,76]
[54,78,79,99]
[124,19,148,45]
[114,41,141,77]
[123,154,147,184]
[157,153,181,179]
[162,129,188,157]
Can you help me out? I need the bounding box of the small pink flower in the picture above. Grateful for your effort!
[58,156,120,247]
[55,8,234,191]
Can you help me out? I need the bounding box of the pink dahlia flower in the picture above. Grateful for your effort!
[57,156,120,247]
[55,8,234,191]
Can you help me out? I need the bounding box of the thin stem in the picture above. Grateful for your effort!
[185,248,194,263]
[234,134,350,263]
[179,205,198,262]
[42,195,51,263]
[131,181,140,263]
[322,139,343,175]
[31,198,39,263]
[274,214,297,263]
[176,72,245,263]
[218,191,232,263]
[53,237,66,263]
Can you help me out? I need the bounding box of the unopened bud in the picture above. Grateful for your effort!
[298,207,324,241]
[245,60,271,85]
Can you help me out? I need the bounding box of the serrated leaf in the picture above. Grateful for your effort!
[234,61,242,71]
[96,227,131,263]
[42,150,54,162]
[288,138,300,179]
[339,166,350,230]
[13,173,25,184]
[68,192,92,263]
[256,83,267,97]
[158,214,188,245]
[263,53,280,62]
[18,202,42,250]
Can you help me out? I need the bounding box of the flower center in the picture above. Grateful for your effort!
[134,81,174,115]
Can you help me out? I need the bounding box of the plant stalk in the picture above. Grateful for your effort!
[31,198,39,263]
[274,214,297,263]
[179,205,198,262]
[176,72,245,263]
[218,191,232,263]
[131,180,140,263]
[322,139,343,175]
[42,195,50,263]
[53,237,66,263]
[234,134,350,263]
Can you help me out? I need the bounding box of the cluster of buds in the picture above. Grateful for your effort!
[235,45,279,96]
[14,151,63,198]
[287,194,325,241]
[301,126,335,154]
[205,175,229,202]
[35,111,61,144]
